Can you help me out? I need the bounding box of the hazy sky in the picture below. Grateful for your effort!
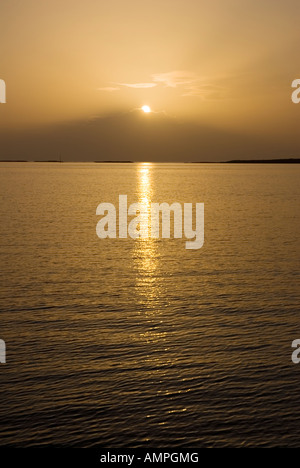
[0,0,299,160]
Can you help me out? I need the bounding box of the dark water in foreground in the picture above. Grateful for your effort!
[0,162,299,447]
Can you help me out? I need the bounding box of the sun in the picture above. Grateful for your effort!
[141,105,151,113]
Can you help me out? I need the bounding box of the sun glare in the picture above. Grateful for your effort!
[141,105,151,113]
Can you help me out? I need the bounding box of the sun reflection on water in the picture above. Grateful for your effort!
[133,163,163,312]
[132,163,173,389]
[136,162,156,265]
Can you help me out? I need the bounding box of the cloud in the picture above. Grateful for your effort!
[98,72,226,100]
[152,71,197,88]
[97,87,120,92]
[152,70,226,99]
[116,82,157,89]
[182,84,226,100]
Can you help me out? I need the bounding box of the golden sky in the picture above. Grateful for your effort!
[0,0,299,160]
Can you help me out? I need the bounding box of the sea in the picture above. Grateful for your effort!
[0,162,299,447]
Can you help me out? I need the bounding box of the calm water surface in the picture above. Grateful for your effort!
[0,162,299,447]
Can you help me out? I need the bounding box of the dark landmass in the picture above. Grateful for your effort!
[1,158,299,164]
[94,160,133,163]
[186,158,300,164]
[224,158,300,164]
[0,160,62,162]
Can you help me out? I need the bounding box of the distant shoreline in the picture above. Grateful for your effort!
[0,158,299,164]
[189,158,300,164]
[94,160,134,163]
[222,158,300,164]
